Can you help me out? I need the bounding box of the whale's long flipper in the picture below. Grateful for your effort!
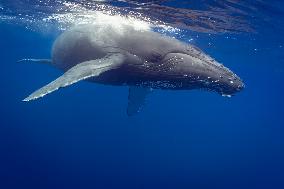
[127,87,151,116]
[23,54,124,102]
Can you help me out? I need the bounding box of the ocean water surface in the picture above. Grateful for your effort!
[0,1,284,189]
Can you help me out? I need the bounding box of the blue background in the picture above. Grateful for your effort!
[1,1,284,189]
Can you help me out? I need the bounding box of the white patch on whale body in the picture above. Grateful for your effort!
[41,1,180,35]
[93,12,151,32]
[43,1,151,31]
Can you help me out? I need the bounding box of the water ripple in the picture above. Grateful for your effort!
[0,0,282,34]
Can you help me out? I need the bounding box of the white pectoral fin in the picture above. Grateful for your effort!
[127,86,152,116]
[23,54,124,102]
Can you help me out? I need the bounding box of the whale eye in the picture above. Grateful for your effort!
[149,51,163,62]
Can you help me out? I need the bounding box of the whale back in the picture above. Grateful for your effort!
[116,29,186,63]
[51,24,188,71]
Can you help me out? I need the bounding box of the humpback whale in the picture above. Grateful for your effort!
[20,21,244,115]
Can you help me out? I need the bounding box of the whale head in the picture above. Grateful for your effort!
[160,48,244,96]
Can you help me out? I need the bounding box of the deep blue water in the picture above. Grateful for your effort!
[1,1,284,189]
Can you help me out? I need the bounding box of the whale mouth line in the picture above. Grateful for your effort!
[155,51,244,95]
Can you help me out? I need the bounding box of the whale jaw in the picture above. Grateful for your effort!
[157,52,244,96]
